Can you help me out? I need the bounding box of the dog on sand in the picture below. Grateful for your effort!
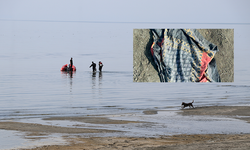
[181,100,194,109]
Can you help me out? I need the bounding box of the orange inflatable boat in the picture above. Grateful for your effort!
[60,64,76,71]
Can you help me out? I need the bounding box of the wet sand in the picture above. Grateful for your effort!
[1,106,250,150]
[179,106,250,123]
[22,134,250,150]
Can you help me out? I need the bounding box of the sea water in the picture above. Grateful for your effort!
[1,21,250,149]
[1,68,250,121]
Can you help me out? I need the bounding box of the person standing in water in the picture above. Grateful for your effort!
[99,61,103,72]
[89,61,97,72]
[69,57,73,71]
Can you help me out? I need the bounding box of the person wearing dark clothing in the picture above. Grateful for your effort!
[69,57,73,71]
[99,61,103,72]
[89,61,97,72]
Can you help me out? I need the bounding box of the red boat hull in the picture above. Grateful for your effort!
[61,64,76,71]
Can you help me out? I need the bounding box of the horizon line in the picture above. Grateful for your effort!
[0,19,250,25]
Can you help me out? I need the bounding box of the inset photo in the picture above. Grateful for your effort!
[133,29,234,82]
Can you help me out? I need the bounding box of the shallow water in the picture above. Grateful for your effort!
[1,59,250,149]
[0,129,67,150]
[1,69,250,121]
[1,21,250,149]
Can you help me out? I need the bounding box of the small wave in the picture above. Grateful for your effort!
[87,71,132,74]
[217,85,250,88]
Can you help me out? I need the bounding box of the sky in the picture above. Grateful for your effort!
[0,0,250,73]
[0,0,249,23]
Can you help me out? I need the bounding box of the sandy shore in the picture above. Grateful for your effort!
[21,134,250,150]
[1,106,250,150]
[179,106,250,124]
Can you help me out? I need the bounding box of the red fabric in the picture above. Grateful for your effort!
[150,39,164,62]
[199,52,211,82]
[150,42,155,56]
